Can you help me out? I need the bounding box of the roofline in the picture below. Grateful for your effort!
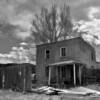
[36,37,82,47]
[0,63,36,66]
[46,60,86,67]
[36,37,94,51]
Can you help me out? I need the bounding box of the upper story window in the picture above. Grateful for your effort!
[45,50,50,59]
[60,47,66,57]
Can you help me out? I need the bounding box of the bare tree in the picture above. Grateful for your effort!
[31,4,73,44]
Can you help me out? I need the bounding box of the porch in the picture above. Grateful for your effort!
[46,60,84,88]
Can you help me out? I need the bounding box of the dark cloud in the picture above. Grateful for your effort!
[0,0,95,29]
[71,0,100,21]
[12,0,50,15]
[0,0,98,22]
[0,22,24,36]
[85,0,100,7]
[0,0,98,38]
[0,21,32,42]
[0,0,100,53]
[0,23,17,34]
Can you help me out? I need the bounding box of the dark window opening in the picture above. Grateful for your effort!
[91,52,94,61]
[61,47,66,57]
[62,67,66,78]
[91,66,94,69]
[46,50,50,59]
[45,67,49,77]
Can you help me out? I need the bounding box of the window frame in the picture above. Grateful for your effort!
[60,47,66,57]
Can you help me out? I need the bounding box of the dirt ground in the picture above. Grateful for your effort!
[0,90,99,100]
[1,84,100,100]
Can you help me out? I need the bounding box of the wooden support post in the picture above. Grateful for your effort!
[2,70,5,88]
[60,67,62,84]
[23,66,26,93]
[56,66,58,84]
[79,66,81,85]
[48,66,51,86]
[73,64,76,86]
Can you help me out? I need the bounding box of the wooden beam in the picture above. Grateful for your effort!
[73,64,76,85]
[48,66,51,86]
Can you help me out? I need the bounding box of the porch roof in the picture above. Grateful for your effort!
[49,60,83,66]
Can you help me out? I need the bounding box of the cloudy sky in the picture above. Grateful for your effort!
[0,0,100,62]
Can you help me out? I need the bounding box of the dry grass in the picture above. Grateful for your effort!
[0,85,100,100]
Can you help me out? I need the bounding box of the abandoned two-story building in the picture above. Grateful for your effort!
[36,37,96,87]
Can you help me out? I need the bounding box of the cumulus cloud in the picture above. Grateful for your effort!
[20,42,28,46]
[74,6,100,45]
[14,30,32,40]
[0,45,36,64]
[78,20,100,45]
[87,7,100,20]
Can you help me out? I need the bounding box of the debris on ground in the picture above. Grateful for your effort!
[32,86,59,95]
[32,86,100,97]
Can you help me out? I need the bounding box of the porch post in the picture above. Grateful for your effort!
[2,70,5,88]
[56,66,58,84]
[59,66,62,87]
[79,66,81,85]
[48,66,51,86]
[73,64,76,86]
[23,66,26,93]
